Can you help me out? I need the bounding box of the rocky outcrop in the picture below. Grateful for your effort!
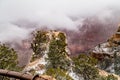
[90,26,120,76]
[91,26,120,59]
[23,30,71,78]
[99,69,120,80]
[23,28,120,80]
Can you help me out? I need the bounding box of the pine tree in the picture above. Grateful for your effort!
[72,54,99,80]
[31,30,49,60]
[45,68,73,80]
[0,44,22,79]
[46,32,71,71]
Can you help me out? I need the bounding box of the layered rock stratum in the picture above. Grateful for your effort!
[91,26,120,79]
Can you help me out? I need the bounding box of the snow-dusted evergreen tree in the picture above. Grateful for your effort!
[0,44,22,79]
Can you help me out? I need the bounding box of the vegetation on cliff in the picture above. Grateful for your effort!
[72,54,100,80]
[46,32,71,71]
[0,44,22,79]
[0,28,120,80]
[31,30,49,60]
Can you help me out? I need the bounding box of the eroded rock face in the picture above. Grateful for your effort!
[99,69,120,80]
[23,30,71,75]
[108,26,120,47]
[90,26,120,75]
[23,29,120,79]
[91,26,120,58]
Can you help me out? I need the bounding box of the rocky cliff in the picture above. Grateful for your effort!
[23,30,74,79]
[91,26,120,77]
[23,28,120,80]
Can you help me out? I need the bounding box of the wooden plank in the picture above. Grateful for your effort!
[0,69,33,80]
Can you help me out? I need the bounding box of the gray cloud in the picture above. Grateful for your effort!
[0,0,120,42]
[0,23,30,42]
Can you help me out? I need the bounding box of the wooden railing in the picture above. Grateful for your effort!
[0,69,33,80]
[0,69,55,80]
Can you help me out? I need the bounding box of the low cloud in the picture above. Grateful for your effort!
[0,0,120,42]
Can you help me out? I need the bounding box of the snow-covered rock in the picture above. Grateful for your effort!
[91,26,120,76]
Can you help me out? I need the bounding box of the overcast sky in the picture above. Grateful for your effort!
[0,0,120,42]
